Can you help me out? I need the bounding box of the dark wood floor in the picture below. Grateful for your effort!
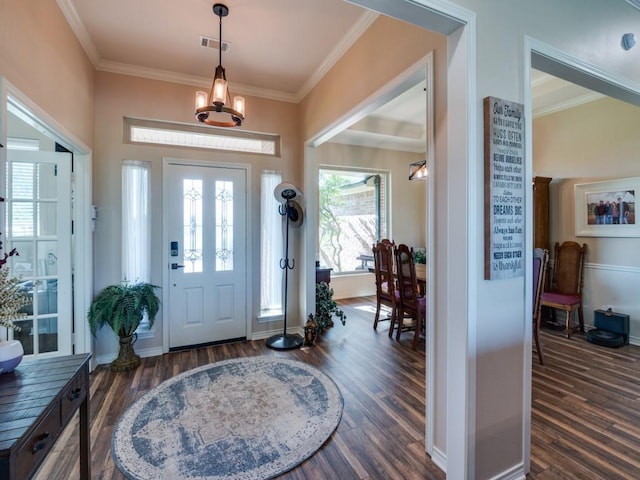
[33,297,640,479]
[530,325,640,479]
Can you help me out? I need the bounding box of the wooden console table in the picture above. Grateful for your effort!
[0,353,91,479]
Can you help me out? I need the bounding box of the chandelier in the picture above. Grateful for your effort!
[195,4,245,127]
[409,160,427,180]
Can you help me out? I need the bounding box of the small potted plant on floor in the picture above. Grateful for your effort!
[314,281,346,333]
[88,282,160,372]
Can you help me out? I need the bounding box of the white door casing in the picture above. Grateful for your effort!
[166,161,248,349]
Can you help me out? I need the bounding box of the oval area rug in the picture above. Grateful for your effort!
[111,356,343,480]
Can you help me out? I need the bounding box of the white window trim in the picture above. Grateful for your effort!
[124,117,280,157]
[258,170,284,323]
[122,160,154,338]
[318,166,390,275]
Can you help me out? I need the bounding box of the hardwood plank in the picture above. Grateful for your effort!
[31,297,640,479]
[32,296,439,480]
[532,326,640,478]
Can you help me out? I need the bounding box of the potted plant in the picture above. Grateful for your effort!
[0,235,30,373]
[88,282,160,372]
[314,282,346,333]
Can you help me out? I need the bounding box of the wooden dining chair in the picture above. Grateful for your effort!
[371,240,398,331]
[393,244,425,350]
[533,248,549,365]
[540,241,587,339]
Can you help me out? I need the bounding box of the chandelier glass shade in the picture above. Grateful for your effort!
[195,4,245,127]
[409,160,428,180]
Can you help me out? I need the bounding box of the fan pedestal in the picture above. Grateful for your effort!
[266,333,304,350]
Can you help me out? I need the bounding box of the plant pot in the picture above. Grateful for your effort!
[0,340,24,374]
[111,334,140,372]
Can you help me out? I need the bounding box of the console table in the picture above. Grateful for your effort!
[0,353,91,479]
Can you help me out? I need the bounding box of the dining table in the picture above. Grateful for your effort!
[369,262,427,296]
[415,263,426,283]
[414,263,426,296]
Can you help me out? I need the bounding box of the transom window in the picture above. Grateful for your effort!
[124,117,279,156]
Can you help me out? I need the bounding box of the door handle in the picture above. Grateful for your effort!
[171,263,185,270]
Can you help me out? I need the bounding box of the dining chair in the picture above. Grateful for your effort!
[532,248,549,365]
[540,241,587,339]
[393,244,425,350]
[371,240,398,331]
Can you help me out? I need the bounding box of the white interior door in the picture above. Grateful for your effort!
[5,150,72,356]
[167,162,247,349]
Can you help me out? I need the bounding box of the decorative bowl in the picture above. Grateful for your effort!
[0,340,24,373]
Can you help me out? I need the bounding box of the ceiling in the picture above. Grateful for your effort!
[60,0,601,154]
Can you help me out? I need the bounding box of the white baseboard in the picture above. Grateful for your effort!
[487,462,526,480]
[430,446,447,474]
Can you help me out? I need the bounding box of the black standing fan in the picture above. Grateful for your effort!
[266,182,305,350]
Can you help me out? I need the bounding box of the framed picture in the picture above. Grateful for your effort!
[575,177,639,237]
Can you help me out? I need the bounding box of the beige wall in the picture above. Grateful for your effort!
[300,15,446,143]
[534,97,640,182]
[0,0,94,147]
[4,1,640,478]
[91,71,301,359]
[298,10,448,464]
[534,96,640,266]
[534,96,640,339]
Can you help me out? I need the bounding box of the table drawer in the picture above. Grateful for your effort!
[61,369,88,424]
[15,407,61,480]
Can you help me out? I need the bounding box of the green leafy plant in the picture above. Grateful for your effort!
[314,281,346,332]
[414,249,426,264]
[88,282,160,338]
[0,268,30,331]
[0,229,30,331]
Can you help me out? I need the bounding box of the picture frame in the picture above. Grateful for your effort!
[575,177,639,237]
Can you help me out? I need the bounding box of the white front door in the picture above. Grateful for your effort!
[167,162,247,349]
[5,150,72,356]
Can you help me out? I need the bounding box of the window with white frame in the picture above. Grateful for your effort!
[124,117,280,156]
[319,168,389,274]
[259,171,283,320]
[122,160,152,330]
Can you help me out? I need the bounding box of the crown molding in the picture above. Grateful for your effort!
[296,10,379,102]
[58,1,376,104]
[57,0,101,68]
[96,61,299,103]
[531,72,556,88]
[533,91,604,118]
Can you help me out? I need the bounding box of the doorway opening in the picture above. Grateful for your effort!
[1,84,93,358]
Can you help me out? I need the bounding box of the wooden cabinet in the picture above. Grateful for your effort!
[316,267,332,284]
[0,354,91,480]
[533,176,552,251]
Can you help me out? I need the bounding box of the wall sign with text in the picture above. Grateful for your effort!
[484,96,524,280]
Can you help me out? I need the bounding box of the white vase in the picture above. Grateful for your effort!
[0,340,24,373]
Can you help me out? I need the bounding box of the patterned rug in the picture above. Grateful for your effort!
[111,356,343,480]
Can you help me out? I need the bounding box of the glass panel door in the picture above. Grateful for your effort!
[5,151,72,356]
